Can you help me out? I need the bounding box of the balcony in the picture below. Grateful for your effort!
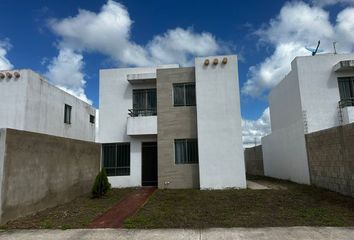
[334,60,354,72]
[339,98,354,125]
[127,108,157,136]
[128,108,156,117]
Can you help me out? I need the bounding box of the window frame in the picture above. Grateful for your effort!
[64,104,72,124]
[338,77,354,107]
[173,82,196,107]
[102,143,130,176]
[132,88,157,116]
[174,139,199,164]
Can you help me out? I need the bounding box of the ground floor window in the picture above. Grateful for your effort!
[102,143,130,176]
[175,139,198,164]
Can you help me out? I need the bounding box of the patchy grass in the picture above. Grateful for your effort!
[124,177,354,228]
[2,176,353,229]
[1,188,135,229]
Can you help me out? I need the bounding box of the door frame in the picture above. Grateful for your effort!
[141,141,158,186]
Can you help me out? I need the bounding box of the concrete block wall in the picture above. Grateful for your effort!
[306,123,354,197]
[0,128,101,224]
[244,145,264,176]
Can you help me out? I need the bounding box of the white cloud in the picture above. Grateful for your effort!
[147,27,221,66]
[242,108,271,148]
[45,48,92,104]
[46,0,224,104]
[335,7,354,46]
[0,39,13,70]
[243,42,309,97]
[49,0,222,67]
[48,0,149,66]
[242,2,354,98]
[312,0,354,7]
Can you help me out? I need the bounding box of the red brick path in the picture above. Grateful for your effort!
[88,187,156,228]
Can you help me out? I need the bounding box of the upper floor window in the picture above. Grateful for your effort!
[173,83,196,107]
[90,114,95,124]
[130,89,157,116]
[64,104,72,124]
[338,77,354,107]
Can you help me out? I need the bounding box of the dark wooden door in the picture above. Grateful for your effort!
[142,142,158,186]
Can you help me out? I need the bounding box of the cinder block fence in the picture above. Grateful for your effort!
[306,124,354,197]
[244,145,264,176]
[245,123,354,197]
[0,128,101,224]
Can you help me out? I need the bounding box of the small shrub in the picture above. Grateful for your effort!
[91,168,111,198]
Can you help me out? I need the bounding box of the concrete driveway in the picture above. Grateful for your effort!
[1,227,353,240]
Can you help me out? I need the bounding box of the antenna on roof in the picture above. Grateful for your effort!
[305,40,324,56]
[333,42,337,54]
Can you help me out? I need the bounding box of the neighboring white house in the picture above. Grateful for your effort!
[0,69,96,142]
[99,55,246,189]
[262,53,354,184]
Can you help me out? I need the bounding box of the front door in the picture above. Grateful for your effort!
[142,142,158,186]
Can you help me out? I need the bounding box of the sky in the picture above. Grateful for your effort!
[0,0,353,146]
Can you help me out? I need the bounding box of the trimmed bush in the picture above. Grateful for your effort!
[91,168,111,198]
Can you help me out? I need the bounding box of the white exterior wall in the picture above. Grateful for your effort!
[195,55,246,189]
[269,62,302,132]
[0,129,6,221]
[0,70,95,141]
[296,54,354,133]
[262,121,310,184]
[107,137,156,188]
[99,66,177,187]
[263,53,354,185]
[0,71,28,130]
[262,62,311,184]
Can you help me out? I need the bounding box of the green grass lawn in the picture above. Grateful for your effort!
[124,177,354,228]
[2,177,353,229]
[1,188,135,229]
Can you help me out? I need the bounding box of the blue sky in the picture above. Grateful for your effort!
[0,0,353,145]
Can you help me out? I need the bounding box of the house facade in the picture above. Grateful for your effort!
[262,53,354,184]
[0,69,96,142]
[99,55,246,189]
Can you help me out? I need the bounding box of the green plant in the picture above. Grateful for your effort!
[91,168,111,198]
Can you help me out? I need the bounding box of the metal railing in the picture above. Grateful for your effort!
[338,98,354,109]
[128,108,157,117]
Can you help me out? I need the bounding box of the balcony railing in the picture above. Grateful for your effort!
[338,98,354,109]
[128,108,157,117]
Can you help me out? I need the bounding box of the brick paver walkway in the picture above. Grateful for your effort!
[88,187,156,228]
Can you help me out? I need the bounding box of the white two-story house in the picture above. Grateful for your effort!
[99,55,246,189]
[0,69,96,142]
[262,53,354,184]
